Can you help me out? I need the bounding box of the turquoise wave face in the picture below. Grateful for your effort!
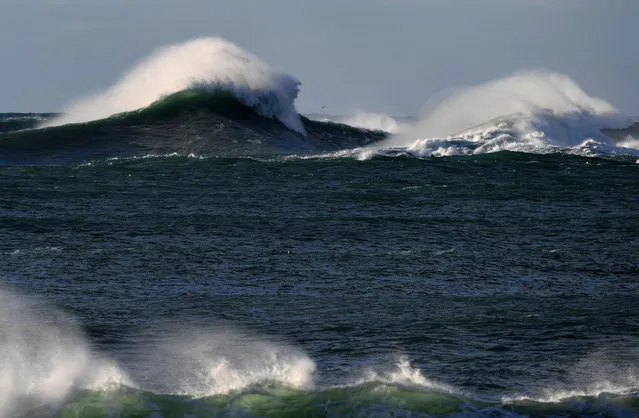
[56,384,639,418]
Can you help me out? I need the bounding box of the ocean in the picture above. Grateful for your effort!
[0,37,638,417]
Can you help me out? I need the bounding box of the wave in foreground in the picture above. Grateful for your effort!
[1,287,637,417]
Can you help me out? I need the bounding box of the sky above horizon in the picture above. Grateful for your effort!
[1,0,638,116]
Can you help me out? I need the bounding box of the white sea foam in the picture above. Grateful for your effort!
[361,71,636,159]
[43,37,305,134]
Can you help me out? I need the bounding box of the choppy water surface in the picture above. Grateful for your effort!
[1,153,638,417]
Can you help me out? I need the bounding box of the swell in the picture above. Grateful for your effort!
[0,90,386,165]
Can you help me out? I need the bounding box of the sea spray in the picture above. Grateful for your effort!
[119,326,315,398]
[0,287,89,417]
[0,287,133,417]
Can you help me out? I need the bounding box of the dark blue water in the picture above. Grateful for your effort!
[1,153,638,417]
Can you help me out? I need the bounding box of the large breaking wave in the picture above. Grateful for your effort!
[42,37,306,134]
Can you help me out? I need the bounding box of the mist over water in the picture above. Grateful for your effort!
[405,70,624,139]
[314,112,402,134]
[0,288,88,417]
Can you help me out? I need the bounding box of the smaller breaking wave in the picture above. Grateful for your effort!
[123,327,315,398]
[360,71,639,160]
[42,37,306,134]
